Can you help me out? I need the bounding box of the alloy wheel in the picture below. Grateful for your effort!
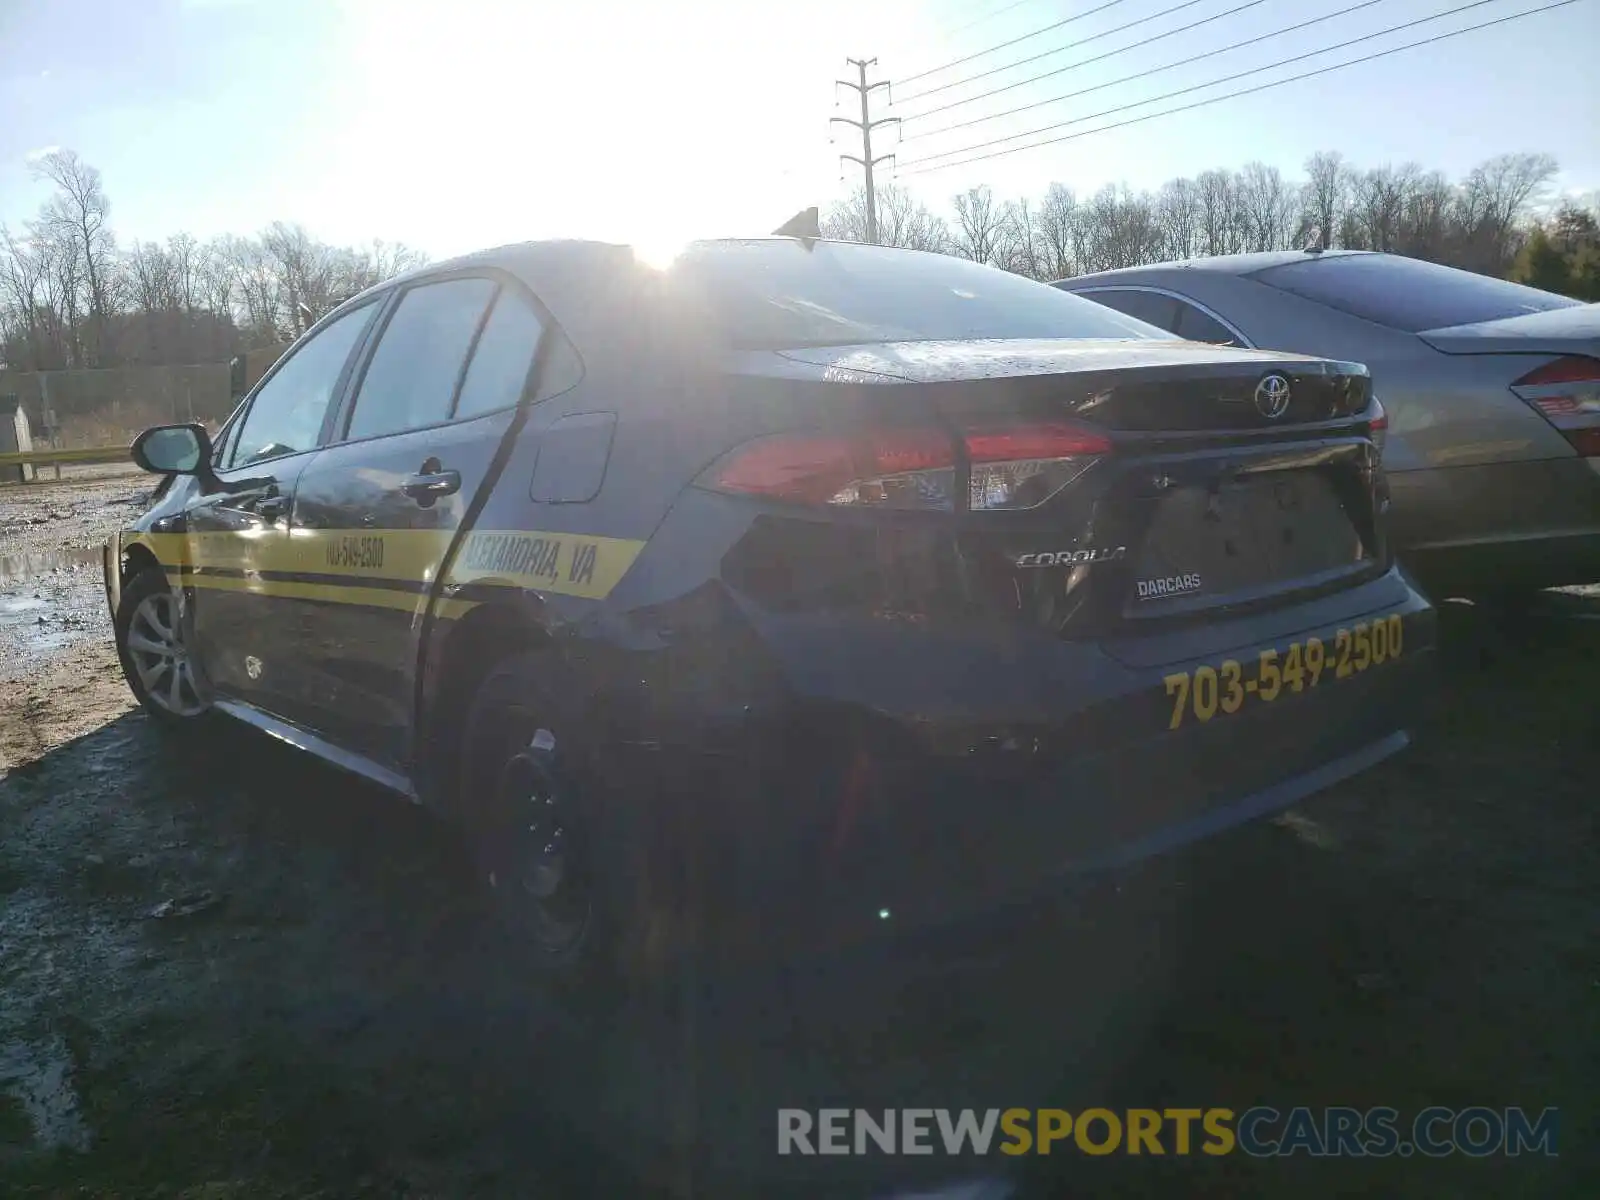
[126,589,207,717]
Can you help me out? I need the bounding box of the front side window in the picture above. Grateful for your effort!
[229,302,375,468]
[345,277,498,441]
[665,240,1166,349]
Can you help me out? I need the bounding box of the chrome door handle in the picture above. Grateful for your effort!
[401,470,461,502]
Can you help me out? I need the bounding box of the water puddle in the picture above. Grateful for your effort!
[0,546,103,588]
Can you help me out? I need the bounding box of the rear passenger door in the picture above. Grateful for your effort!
[288,271,550,769]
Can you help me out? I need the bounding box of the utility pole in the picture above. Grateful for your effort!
[831,58,899,244]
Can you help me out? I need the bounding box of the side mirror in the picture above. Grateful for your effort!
[131,423,214,478]
[229,355,248,401]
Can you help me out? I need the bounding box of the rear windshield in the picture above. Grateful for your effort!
[1252,253,1581,333]
[666,239,1166,349]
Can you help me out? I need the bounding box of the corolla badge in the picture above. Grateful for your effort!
[1015,546,1126,567]
[1254,373,1292,419]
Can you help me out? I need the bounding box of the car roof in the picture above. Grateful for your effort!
[378,235,924,284]
[1061,248,1376,287]
[326,236,981,350]
[342,235,931,306]
[321,236,964,363]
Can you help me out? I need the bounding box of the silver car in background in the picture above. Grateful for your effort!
[1057,251,1600,598]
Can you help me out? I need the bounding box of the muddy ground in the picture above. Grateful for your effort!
[1,478,1596,1198]
[0,468,151,682]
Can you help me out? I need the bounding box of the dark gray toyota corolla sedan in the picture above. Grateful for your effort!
[103,236,1435,981]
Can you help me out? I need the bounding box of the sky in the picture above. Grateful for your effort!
[1,0,1596,259]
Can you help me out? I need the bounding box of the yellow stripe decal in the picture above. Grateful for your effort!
[123,527,645,610]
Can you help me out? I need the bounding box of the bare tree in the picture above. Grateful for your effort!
[1036,183,1078,279]
[168,232,200,315]
[822,185,949,252]
[259,221,341,333]
[0,150,423,369]
[0,226,53,369]
[222,234,283,342]
[1455,152,1559,272]
[196,238,238,321]
[999,198,1046,279]
[1300,152,1351,249]
[1396,169,1454,260]
[951,186,1007,265]
[1079,184,1162,272]
[879,187,950,253]
[30,149,117,366]
[1236,162,1299,252]
[1196,170,1242,256]
[1155,177,1201,261]
[1349,164,1418,252]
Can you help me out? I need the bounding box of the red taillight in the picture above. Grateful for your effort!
[1511,355,1600,457]
[1364,397,1388,461]
[1566,427,1600,457]
[706,428,955,508]
[701,421,1111,510]
[963,422,1113,462]
[1512,356,1600,388]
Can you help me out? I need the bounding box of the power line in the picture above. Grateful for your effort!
[900,0,1508,170]
[941,0,1046,41]
[902,0,1387,138]
[901,0,1486,165]
[898,0,1130,86]
[898,0,1587,177]
[900,0,1275,124]
[899,0,1219,108]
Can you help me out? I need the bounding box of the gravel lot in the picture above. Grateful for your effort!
[1,477,1596,1198]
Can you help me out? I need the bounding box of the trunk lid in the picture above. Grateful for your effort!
[1417,304,1600,357]
[712,340,1386,639]
[775,338,1371,429]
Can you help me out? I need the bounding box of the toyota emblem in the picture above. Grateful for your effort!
[1254,374,1292,419]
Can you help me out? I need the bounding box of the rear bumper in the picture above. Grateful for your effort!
[1389,457,1600,593]
[1402,530,1600,597]
[614,567,1437,954]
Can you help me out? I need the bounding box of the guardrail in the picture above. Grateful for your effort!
[0,444,130,480]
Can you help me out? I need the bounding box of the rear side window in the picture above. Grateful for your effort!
[1252,254,1581,333]
[1080,288,1179,331]
[1174,301,1240,345]
[668,240,1165,349]
[345,277,497,441]
[454,288,545,419]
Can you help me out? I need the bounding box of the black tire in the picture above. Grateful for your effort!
[457,653,675,991]
[114,567,212,728]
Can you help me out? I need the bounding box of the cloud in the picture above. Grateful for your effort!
[24,145,61,164]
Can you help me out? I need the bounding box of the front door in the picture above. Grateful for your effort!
[288,273,550,769]
[184,300,379,724]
